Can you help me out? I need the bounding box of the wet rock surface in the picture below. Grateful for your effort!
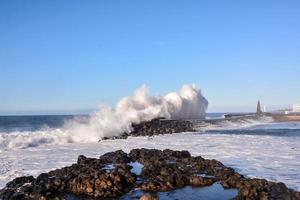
[1,149,299,200]
[101,118,195,140]
[129,118,194,137]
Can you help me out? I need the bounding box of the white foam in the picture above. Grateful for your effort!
[1,128,300,191]
[250,121,300,130]
[66,84,208,141]
[197,116,274,131]
[0,84,208,149]
[0,129,73,150]
[0,116,270,151]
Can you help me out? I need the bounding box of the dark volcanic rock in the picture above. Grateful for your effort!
[129,118,194,137]
[0,151,135,200]
[99,118,195,140]
[99,150,131,163]
[0,176,35,200]
[1,149,299,200]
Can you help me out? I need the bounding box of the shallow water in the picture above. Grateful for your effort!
[66,183,238,200]
[120,183,238,200]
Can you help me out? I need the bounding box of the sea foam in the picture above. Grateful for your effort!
[0,84,208,149]
[1,123,300,190]
[65,84,208,142]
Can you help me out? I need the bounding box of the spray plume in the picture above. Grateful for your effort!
[67,84,208,142]
[0,84,208,149]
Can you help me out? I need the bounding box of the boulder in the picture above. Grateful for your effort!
[1,149,299,200]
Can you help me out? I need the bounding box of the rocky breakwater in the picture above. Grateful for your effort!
[1,149,299,200]
[102,118,195,140]
[129,118,194,136]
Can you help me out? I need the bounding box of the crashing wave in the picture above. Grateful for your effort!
[194,116,274,131]
[0,84,208,149]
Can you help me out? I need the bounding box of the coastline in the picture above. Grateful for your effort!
[1,117,300,199]
[271,115,300,122]
[1,149,299,200]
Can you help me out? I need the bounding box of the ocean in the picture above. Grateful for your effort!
[0,113,300,192]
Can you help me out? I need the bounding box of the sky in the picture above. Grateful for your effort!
[0,0,300,115]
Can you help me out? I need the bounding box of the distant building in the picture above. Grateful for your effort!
[281,103,300,115]
[293,104,300,112]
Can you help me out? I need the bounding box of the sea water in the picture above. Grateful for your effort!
[0,114,299,192]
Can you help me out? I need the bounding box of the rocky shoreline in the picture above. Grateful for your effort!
[101,115,271,141]
[101,118,195,140]
[1,148,299,200]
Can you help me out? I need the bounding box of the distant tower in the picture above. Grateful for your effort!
[256,101,263,115]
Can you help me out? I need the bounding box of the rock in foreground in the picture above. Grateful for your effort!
[1,149,299,200]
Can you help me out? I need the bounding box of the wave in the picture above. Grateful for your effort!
[2,117,300,150]
[195,116,275,131]
[196,116,300,136]
[63,84,208,142]
[250,121,300,130]
[1,128,300,191]
[0,129,73,150]
[0,84,208,150]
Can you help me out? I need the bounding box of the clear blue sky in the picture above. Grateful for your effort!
[1,0,300,115]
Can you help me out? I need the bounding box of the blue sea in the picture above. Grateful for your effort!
[0,113,299,192]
